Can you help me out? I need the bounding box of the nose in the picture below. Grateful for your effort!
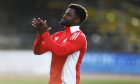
[63,14,67,19]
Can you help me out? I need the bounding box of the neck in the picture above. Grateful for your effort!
[62,24,80,30]
[71,23,80,26]
[65,24,80,27]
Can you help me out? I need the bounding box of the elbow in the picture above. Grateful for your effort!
[52,51,66,56]
[33,47,42,55]
[33,49,42,55]
[33,51,42,55]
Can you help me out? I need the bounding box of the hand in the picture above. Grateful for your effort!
[32,18,51,35]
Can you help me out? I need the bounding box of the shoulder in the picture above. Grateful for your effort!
[69,31,87,48]
[70,31,86,41]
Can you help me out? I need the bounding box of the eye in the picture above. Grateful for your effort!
[66,13,71,16]
[63,14,66,18]
[63,13,71,18]
[68,14,71,16]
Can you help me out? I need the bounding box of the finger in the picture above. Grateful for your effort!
[37,18,43,24]
[43,20,46,23]
[43,20,47,24]
[32,24,39,32]
[32,21,39,28]
[33,18,39,24]
[43,20,49,26]
[32,24,38,31]
[32,21,36,25]
[39,18,44,23]
[32,24,36,28]
[41,20,43,23]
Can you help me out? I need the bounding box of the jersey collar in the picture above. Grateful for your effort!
[70,26,80,33]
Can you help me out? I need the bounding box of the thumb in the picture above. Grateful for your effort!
[47,27,52,32]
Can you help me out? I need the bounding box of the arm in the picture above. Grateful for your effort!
[33,34,49,55]
[41,32,86,56]
[33,32,62,55]
[32,18,51,55]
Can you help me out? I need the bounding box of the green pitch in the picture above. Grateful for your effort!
[0,79,140,84]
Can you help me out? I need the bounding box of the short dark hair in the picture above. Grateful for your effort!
[68,3,88,24]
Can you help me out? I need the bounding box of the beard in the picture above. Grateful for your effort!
[60,19,73,27]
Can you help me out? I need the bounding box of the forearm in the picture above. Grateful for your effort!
[33,34,47,55]
[41,32,84,56]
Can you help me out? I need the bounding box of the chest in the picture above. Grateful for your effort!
[53,32,70,44]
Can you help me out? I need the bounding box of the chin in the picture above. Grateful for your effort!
[60,21,65,26]
[61,22,71,27]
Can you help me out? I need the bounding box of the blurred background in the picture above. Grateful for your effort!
[0,0,140,84]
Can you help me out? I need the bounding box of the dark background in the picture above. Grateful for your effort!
[0,0,139,53]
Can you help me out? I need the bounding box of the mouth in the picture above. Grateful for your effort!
[60,19,66,26]
[61,19,65,21]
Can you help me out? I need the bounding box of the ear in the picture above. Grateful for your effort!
[74,18,80,24]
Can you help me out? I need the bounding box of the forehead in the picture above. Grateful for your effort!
[65,8,75,14]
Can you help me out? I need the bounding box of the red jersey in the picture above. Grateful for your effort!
[33,26,87,84]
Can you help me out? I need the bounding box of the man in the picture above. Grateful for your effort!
[32,3,88,84]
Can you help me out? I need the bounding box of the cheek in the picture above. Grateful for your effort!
[67,16,75,21]
[66,16,72,20]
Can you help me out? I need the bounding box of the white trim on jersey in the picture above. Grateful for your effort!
[70,26,80,33]
[61,51,80,84]
[70,32,80,40]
